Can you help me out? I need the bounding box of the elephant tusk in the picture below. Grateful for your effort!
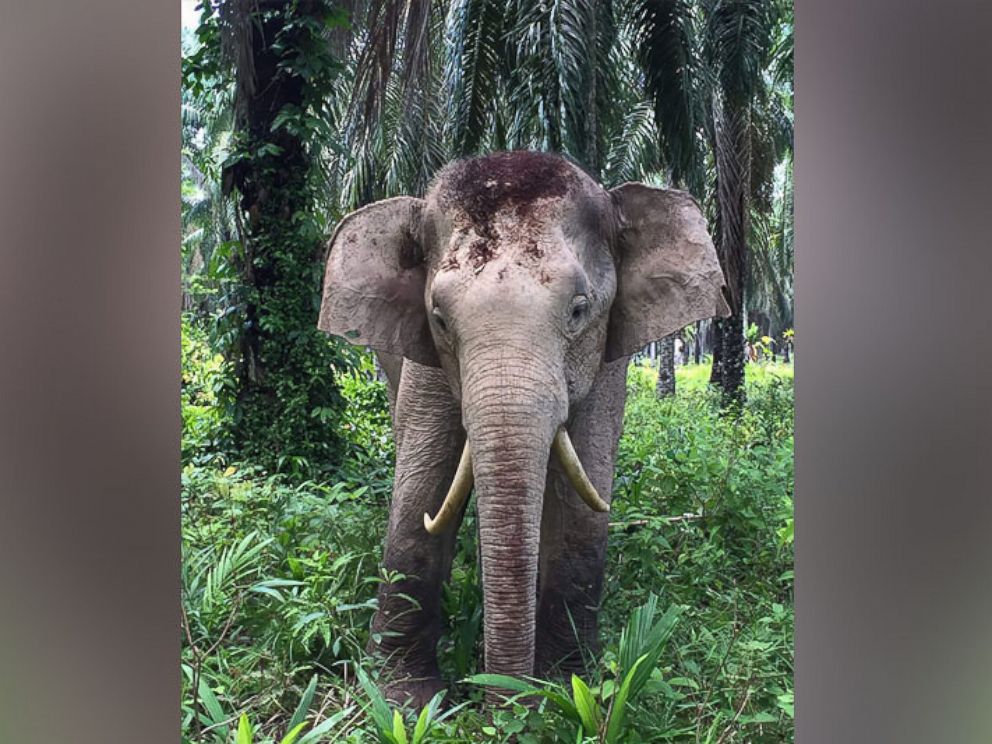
[553,428,610,513]
[423,441,473,535]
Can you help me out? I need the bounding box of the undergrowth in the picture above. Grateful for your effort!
[182,338,794,743]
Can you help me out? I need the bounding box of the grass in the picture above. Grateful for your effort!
[182,352,794,743]
[673,359,794,391]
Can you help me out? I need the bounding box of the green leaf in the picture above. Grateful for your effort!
[571,674,601,735]
[197,677,228,735]
[237,713,253,744]
[464,674,579,722]
[463,674,540,695]
[356,666,395,735]
[411,689,445,744]
[740,711,778,724]
[412,705,432,744]
[617,596,681,700]
[605,654,648,744]
[297,706,354,744]
[279,722,308,744]
[600,678,616,700]
[391,709,408,744]
[287,674,318,731]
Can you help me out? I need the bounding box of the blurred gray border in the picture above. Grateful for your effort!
[796,1,992,741]
[1,1,991,742]
[0,1,180,741]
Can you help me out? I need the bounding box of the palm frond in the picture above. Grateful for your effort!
[634,0,705,194]
[217,0,258,125]
[701,0,777,108]
[444,0,507,155]
[746,155,793,331]
[748,83,792,212]
[603,100,662,187]
[350,0,405,127]
[401,0,434,93]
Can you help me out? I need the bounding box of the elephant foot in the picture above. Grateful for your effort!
[381,674,446,710]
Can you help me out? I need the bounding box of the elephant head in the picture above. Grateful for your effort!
[319,151,728,679]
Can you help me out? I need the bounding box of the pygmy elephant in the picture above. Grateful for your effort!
[318,151,728,705]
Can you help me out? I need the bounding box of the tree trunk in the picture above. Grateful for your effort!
[720,308,747,408]
[656,334,676,397]
[712,97,750,408]
[222,0,345,472]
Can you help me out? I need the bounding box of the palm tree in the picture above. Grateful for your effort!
[703,0,783,406]
[181,60,236,315]
[634,0,788,406]
[184,0,351,473]
[748,155,794,341]
[332,0,663,206]
[655,334,677,396]
[182,0,794,456]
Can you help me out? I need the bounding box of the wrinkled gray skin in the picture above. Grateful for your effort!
[319,152,728,706]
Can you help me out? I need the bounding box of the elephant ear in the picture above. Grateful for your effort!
[606,183,730,361]
[319,196,440,367]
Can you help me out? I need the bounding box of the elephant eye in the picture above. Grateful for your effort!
[567,296,590,330]
[432,307,448,332]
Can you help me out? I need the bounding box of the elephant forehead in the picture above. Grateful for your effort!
[430,151,586,235]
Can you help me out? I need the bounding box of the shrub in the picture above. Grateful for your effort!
[182,314,234,466]
[181,360,794,742]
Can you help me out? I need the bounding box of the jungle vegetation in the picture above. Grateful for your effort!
[181,1,794,741]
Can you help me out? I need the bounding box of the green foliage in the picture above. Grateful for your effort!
[181,0,794,738]
[466,594,682,743]
[183,1,352,481]
[181,465,386,742]
[181,361,793,742]
[603,361,794,740]
[333,351,396,486]
[355,666,468,744]
[182,314,234,465]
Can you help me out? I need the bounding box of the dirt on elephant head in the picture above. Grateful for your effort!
[436,152,576,261]
[467,238,495,269]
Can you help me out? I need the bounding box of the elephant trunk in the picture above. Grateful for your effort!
[459,347,563,682]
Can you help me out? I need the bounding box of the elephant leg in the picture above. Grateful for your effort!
[535,356,629,678]
[369,359,466,708]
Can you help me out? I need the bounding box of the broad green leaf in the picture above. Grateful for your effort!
[391,709,408,744]
[571,674,601,735]
[197,677,228,735]
[412,704,432,744]
[297,706,354,744]
[411,689,445,744]
[279,722,308,744]
[605,654,648,744]
[463,674,579,722]
[236,713,252,744]
[463,673,541,694]
[287,674,318,731]
[356,666,394,734]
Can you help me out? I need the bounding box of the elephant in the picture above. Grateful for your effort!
[318,150,729,706]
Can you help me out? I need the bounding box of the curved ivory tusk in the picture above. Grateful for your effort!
[553,428,610,513]
[423,442,474,535]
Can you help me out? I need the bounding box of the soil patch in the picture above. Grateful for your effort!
[442,151,573,245]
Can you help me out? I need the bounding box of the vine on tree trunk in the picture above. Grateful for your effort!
[186,1,353,478]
